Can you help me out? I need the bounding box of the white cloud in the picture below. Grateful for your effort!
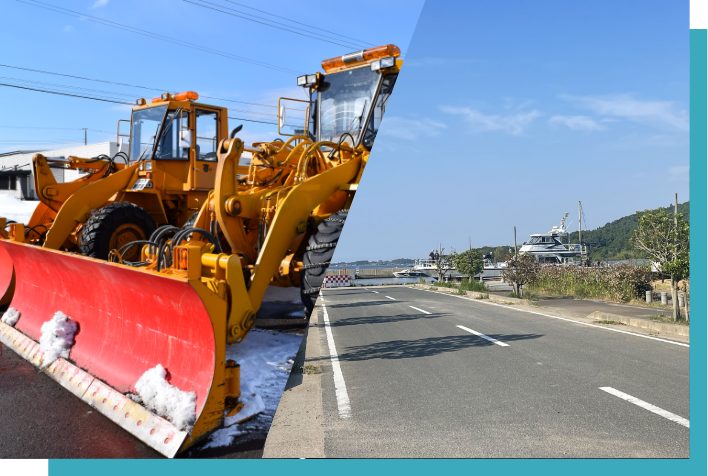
[92,0,109,8]
[669,165,689,182]
[548,115,604,131]
[63,25,73,32]
[378,116,447,140]
[561,94,688,130]
[439,106,542,135]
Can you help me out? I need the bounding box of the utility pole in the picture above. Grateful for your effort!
[578,201,582,247]
[514,226,518,257]
[81,128,88,145]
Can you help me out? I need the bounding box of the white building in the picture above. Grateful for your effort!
[0,142,128,200]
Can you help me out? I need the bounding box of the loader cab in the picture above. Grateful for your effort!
[128,92,227,192]
[288,44,401,151]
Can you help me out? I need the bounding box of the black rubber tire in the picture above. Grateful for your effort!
[80,202,157,260]
[301,210,347,317]
[183,212,199,228]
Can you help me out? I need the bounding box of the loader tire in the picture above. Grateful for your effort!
[80,202,157,262]
[301,209,347,317]
[183,212,199,228]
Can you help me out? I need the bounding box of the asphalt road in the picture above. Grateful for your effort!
[316,286,689,458]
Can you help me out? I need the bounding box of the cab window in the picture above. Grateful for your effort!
[196,109,219,162]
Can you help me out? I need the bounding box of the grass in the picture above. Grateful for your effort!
[647,313,690,326]
[431,281,458,289]
[475,293,489,300]
[302,364,321,375]
[460,279,488,293]
[595,320,626,326]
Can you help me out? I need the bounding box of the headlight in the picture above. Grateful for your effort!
[297,74,318,87]
[371,56,396,71]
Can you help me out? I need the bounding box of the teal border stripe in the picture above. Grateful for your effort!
[49,28,707,476]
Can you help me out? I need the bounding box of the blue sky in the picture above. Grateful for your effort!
[334,0,690,262]
[0,0,423,151]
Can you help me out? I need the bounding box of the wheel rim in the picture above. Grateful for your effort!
[109,224,147,262]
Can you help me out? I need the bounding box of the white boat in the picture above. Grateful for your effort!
[392,269,428,278]
[518,213,587,264]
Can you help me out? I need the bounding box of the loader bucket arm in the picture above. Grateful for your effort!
[247,157,361,311]
[32,154,125,215]
[43,163,139,250]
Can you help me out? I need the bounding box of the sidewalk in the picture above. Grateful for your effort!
[420,283,689,341]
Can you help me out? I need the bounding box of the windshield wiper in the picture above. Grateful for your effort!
[146,107,183,161]
[343,100,367,144]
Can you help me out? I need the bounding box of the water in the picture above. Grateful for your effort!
[350,276,437,286]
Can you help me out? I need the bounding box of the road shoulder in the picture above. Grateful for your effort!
[262,308,326,458]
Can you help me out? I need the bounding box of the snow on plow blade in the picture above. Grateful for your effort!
[0,240,220,458]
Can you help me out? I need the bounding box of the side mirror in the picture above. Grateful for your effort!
[278,105,286,129]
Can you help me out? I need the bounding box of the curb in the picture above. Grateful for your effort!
[414,284,689,339]
[589,311,689,337]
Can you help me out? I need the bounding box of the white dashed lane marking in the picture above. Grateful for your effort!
[457,325,509,347]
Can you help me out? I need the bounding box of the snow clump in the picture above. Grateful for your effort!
[39,311,78,368]
[135,364,197,432]
[1,308,20,327]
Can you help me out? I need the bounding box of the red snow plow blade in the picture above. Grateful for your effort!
[0,244,14,305]
[0,241,223,457]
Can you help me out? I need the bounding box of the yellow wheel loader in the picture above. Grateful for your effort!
[0,44,401,457]
[1,91,229,258]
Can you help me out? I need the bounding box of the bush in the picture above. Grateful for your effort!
[459,278,487,293]
[431,281,457,289]
[527,263,652,302]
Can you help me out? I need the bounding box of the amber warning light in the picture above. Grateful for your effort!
[322,44,401,72]
[151,91,199,103]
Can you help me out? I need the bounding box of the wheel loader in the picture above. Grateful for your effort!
[0,92,233,304]
[0,44,401,457]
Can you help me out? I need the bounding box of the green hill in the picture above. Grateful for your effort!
[565,201,689,259]
[477,202,689,261]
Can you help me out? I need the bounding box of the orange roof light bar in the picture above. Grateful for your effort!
[151,91,198,104]
[174,91,199,101]
[322,44,401,72]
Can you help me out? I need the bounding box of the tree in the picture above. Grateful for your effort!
[435,246,457,282]
[453,249,484,280]
[501,253,539,297]
[630,208,689,321]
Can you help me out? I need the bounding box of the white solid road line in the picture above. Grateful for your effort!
[419,288,689,348]
[385,296,396,300]
[371,291,379,293]
[319,292,352,419]
[409,306,431,315]
[457,325,510,347]
[600,387,689,428]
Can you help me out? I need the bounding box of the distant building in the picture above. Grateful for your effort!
[0,142,128,200]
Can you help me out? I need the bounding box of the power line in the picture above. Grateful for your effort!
[0,125,86,130]
[184,0,368,49]
[0,125,115,135]
[1,75,139,100]
[221,0,376,47]
[0,83,299,127]
[0,83,129,104]
[0,63,306,110]
[15,0,303,75]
